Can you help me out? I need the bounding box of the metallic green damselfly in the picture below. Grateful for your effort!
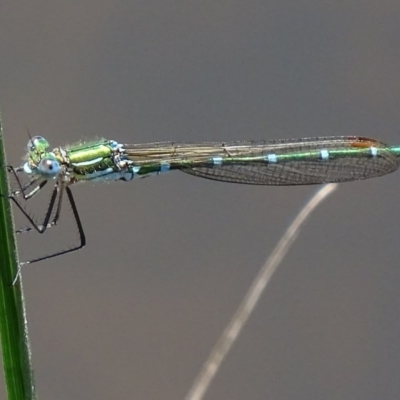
[6,135,400,265]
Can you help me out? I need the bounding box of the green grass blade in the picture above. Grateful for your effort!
[0,117,37,399]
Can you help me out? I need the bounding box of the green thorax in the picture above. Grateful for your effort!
[56,140,119,180]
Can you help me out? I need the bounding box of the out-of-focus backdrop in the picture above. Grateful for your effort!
[1,2,400,399]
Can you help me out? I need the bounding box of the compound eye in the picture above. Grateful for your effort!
[37,157,61,178]
[27,136,50,152]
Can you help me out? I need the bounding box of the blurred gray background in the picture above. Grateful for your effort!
[1,1,400,399]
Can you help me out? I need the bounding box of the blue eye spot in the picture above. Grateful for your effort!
[37,157,61,178]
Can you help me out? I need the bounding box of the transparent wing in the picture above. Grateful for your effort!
[124,136,399,185]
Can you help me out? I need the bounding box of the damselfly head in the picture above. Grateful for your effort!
[23,136,61,179]
[23,154,61,179]
[23,135,61,179]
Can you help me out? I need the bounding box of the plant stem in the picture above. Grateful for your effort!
[0,115,36,400]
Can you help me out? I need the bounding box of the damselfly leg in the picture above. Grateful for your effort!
[4,165,86,268]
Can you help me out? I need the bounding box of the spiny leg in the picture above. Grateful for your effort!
[15,180,64,234]
[50,181,64,226]
[9,181,57,235]
[4,166,85,258]
[6,165,45,199]
[5,165,64,233]
[12,185,86,284]
[20,186,86,265]
[12,175,42,197]
[10,183,59,284]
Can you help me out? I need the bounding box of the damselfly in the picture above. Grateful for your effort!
[6,135,400,264]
